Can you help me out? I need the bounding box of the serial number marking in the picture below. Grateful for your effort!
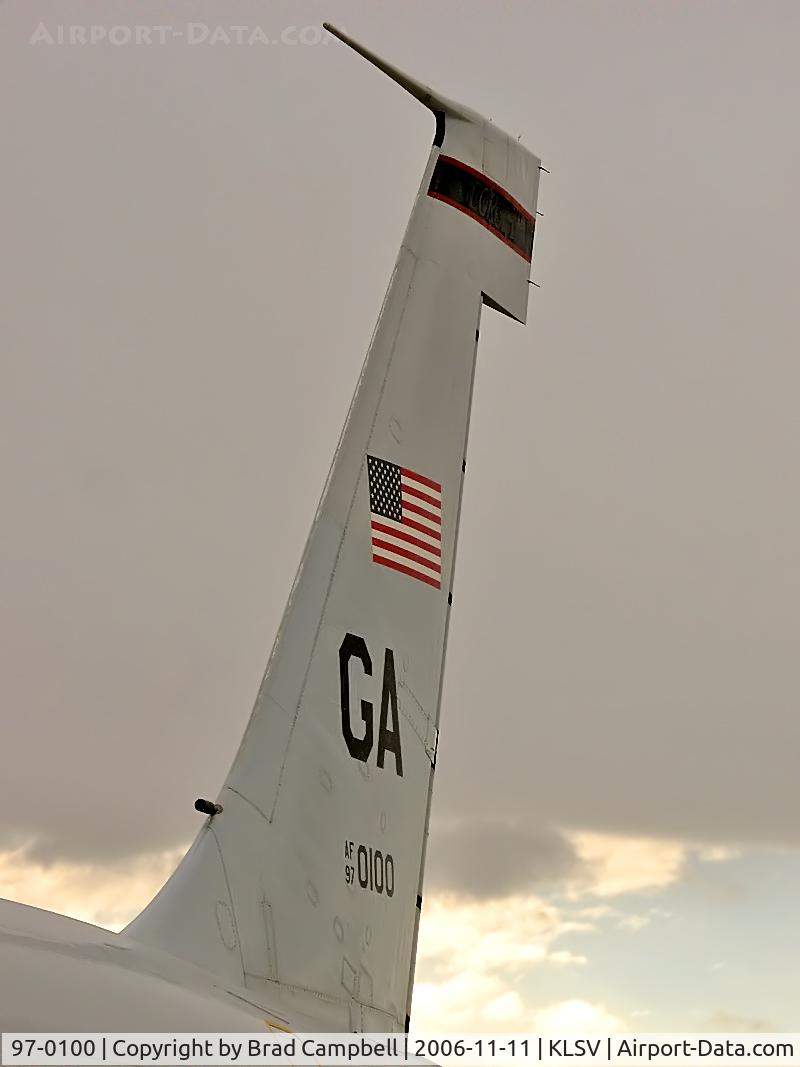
[344,840,395,897]
[9,1039,101,1059]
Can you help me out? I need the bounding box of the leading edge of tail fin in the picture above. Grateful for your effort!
[126,26,542,1032]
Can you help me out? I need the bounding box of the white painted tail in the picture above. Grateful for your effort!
[126,24,542,1032]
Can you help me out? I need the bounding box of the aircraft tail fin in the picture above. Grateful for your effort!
[126,26,542,1032]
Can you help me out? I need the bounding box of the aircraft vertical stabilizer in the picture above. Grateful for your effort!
[127,25,542,1032]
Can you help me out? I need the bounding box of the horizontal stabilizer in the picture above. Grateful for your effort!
[322,22,477,121]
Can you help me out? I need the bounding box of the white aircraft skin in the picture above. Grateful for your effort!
[0,25,542,1034]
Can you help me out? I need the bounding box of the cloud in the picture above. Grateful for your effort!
[568,833,688,897]
[412,971,521,1032]
[424,820,734,907]
[704,1011,771,1033]
[699,846,741,863]
[483,992,527,1024]
[532,1000,625,1034]
[425,820,741,907]
[425,819,584,899]
[617,914,651,932]
[412,890,617,1031]
[416,893,562,978]
[0,842,183,931]
[549,950,588,965]
[574,904,615,921]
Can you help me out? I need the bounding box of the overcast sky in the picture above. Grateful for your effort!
[3,0,800,1033]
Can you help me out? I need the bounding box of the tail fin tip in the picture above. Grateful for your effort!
[322,22,476,122]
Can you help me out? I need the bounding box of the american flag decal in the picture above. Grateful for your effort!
[366,455,442,590]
